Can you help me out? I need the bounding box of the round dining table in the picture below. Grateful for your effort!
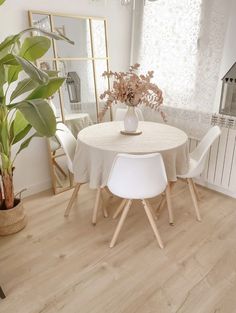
[73,121,189,189]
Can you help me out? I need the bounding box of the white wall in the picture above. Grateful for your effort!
[0,0,132,196]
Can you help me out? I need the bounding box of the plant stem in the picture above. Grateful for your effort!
[2,172,14,210]
[0,181,3,208]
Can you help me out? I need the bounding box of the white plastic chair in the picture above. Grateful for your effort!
[107,153,171,249]
[178,126,221,221]
[114,107,144,121]
[56,123,108,219]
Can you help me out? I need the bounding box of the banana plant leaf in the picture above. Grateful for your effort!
[10,111,32,145]
[10,78,38,102]
[14,55,49,85]
[0,53,19,66]
[20,36,51,61]
[15,132,39,157]
[26,77,65,100]
[13,99,56,137]
[0,28,74,55]
[7,65,21,84]
[0,64,6,99]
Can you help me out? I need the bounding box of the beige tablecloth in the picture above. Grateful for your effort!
[73,121,189,188]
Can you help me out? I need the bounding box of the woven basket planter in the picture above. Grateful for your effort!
[0,200,27,236]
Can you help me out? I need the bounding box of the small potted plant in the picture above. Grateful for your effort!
[100,63,165,133]
[0,0,73,235]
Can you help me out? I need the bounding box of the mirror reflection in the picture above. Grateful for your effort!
[29,11,110,194]
[54,16,92,59]
[95,59,110,121]
[60,60,97,122]
[91,19,107,58]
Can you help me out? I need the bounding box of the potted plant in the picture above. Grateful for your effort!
[0,0,73,235]
[99,63,165,132]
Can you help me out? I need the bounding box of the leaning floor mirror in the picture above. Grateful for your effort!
[28,11,111,194]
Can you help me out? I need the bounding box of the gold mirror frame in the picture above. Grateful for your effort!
[28,10,111,194]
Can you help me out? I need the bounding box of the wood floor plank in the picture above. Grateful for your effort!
[0,181,236,313]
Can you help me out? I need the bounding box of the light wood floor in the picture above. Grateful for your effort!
[0,181,236,313]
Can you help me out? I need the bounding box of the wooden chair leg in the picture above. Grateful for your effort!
[100,190,109,218]
[155,193,166,217]
[54,170,64,188]
[64,183,81,217]
[187,178,202,222]
[92,188,102,225]
[113,199,127,219]
[142,200,164,249]
[192,181,200,201]
[0,286,6,299]
[110,200,132,248]
[145,200,158,220]
[165,183,174,225]
[53,159,67,178]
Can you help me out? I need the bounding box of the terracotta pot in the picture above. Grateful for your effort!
[0,200,27,236]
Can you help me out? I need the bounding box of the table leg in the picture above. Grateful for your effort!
[166,182,174,225]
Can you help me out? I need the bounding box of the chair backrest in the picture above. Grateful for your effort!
[189,126,221,177]
[107,153,167,199]
[55,123,77,173]
[114,107,144,121]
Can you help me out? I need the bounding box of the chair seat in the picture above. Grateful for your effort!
[178,157,198,179]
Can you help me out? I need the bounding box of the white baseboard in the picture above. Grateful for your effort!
[195,178,236,199]
[16,179,52,198]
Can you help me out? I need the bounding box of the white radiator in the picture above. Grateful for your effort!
[143,107,236,198]
[189,114,236,198]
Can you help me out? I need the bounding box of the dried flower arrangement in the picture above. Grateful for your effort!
[99,63,165,121]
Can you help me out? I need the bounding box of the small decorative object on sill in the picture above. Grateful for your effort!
[219,62,236,117]
[99,64,165,134]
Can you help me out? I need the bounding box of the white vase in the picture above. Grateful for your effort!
[124,106,139,132]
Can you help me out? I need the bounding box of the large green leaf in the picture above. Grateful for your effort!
[12,124,32,145]
[10,111,32,144]
[45,70,59,77]
[15,99,56,137]
[10,78,38,102]
[14,55,49,85]
[20,28,74,45]
[0,152,11,170]
[0,28,73,56]
[7,65,21,84]
[0,0,6,6]
[15,132,38,157]
[0,64,6,99]
[0,28,73,60]
[0,34,20,54]
[0,119,9,155]
[0,54,18,66]
[20,36,51,61]
[27,77,65,100]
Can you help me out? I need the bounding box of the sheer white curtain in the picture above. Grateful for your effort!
[133,0,231,112]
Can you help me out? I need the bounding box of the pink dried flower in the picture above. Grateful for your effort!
[99,64,165,122]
